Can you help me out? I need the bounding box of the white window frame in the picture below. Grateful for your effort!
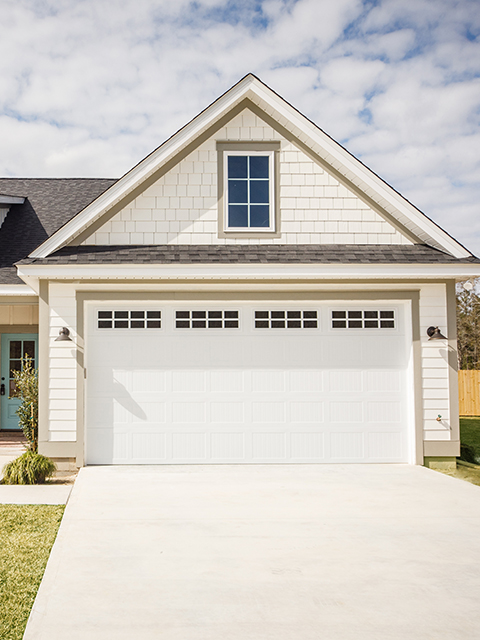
[223,149,276,233]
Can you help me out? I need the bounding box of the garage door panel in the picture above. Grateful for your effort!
[130,432,167,461]
[330,402,364,423]
[289,370,323,392]
[252,402,286,423]
[331,432,365,459]
[366,401,402,423]
[328,371,363,393]
[289,402,324,423]
[251,370,285,393]
[131,370,166,394]
[210,371,245,393]
[86,302,411,464]
[290,433,325,459]
[172,433,207,460]
[252,433,287,459]
[211,402,245,423]
[172,402,206,423]
[365,370,401,392]
[172,371,206,393]
[211,433,245,460]
[367,432,403,460]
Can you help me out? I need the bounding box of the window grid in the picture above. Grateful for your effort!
[331,310,395,329]
[97,310,161,329]
[175,310,239,329]
[226,151,272,230]
[254,310,318,329]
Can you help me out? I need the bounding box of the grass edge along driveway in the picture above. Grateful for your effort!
[0,504,64,640]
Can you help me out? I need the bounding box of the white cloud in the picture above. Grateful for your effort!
[0,0,479,254]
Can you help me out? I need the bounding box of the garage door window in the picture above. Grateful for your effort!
[331,310,395,329]
[175,310,239,329]
[97,310,161,329]
[254,310,318,329]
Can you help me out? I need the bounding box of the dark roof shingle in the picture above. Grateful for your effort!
[18,243,480,266]
[0,178,117,284]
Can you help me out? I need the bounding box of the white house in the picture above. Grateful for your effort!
[1,74,479,470]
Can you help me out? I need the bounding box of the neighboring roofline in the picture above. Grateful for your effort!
[0,195,25,205]
[29,74,472,260]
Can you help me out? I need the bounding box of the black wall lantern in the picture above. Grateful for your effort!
[427,326,447,340]
[55,327,73,342]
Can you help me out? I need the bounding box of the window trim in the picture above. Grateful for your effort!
[217,141,281,238]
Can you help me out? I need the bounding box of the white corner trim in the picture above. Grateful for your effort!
[29,75,471,260]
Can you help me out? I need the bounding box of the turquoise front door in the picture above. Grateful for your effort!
[0,334,38,431]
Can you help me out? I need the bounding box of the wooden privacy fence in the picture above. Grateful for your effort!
[459,370,480,416]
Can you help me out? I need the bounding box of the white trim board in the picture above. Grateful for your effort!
[16,262,480,281]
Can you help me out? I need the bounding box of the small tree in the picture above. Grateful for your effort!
[11,356,38,451]
[457,280,480,370]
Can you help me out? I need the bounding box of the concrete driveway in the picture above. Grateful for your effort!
[25,464,480,640]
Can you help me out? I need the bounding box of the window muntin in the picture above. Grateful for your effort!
[254,310,318,329]
[331,310,395,329]
[175,310,239,329]
[225,151,274,231]
[97,310,161,329]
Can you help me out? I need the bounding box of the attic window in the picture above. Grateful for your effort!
[217,142,280,237]
[225,152,274,230]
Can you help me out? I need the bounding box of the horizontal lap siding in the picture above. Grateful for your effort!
[83,109,410,247]
[48,283,77,442]
[419,284,451,441]
[0,305,38,325]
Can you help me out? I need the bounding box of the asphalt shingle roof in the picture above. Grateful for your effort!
[18,243,480,266]
[0,178,117,284]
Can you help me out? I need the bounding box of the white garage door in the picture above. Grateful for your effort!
[85,301,413,464]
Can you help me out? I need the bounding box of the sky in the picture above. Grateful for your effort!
[1,0,480,254]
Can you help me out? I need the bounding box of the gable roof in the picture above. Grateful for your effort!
[28,74,472,260]
[0,178,117,284]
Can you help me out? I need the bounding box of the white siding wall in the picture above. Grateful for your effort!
[84,109,411,246]
[48,283,77,442]
[0,305,38,325]
[419,284,451,440]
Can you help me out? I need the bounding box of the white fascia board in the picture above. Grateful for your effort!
[29,78,256,259]
[29,74,470,260]
[0,284,37,296]
[0,195,25,205]
[16,262,480,281]
[250,82,470,258]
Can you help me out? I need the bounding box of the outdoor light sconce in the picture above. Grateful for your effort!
[54,327,73,342]
[426,326,447,340]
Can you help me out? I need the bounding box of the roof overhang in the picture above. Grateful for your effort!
[28,75,472,260]
[16,262,480,286]
[0,195,25,205]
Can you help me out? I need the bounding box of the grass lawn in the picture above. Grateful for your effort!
[0,505,64,640]
[459,416,480,463]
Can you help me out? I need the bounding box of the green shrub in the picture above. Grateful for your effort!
[1,451,56,485]
[11,357,38,452]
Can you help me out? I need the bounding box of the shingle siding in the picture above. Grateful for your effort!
[83,109,411,247]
